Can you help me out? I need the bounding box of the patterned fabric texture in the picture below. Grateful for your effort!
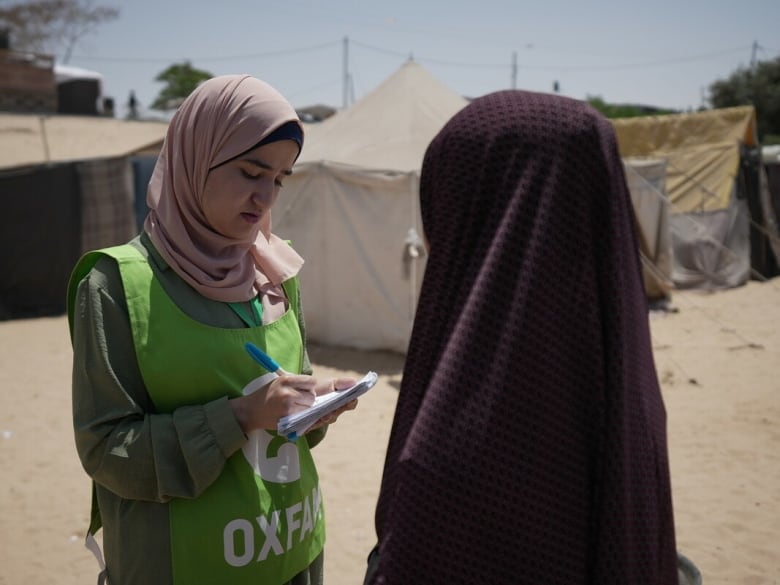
[76,156,136,253]
[371,90,678,584]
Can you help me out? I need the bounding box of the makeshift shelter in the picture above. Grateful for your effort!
[0,113,166,319]
[612,106,779,290]
[274,61,468,352]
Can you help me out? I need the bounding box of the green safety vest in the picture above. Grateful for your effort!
[68,245,325,584]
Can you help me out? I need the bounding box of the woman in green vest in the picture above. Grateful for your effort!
[68,75,356,585]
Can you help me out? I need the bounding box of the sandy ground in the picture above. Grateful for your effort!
[1,279,779,585]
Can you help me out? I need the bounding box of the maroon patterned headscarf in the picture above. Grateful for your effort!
[371,90,678,584]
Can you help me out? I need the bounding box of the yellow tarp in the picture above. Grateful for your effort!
[611,106,757,212]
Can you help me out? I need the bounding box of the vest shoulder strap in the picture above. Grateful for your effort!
[66,244,147,340]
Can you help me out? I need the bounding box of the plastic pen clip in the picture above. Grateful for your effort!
[245,342,287,376]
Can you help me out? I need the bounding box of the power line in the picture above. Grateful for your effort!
[65,40,340,63]
[350,40,753,72]
[542,46,752,72]
[66,38,757,72]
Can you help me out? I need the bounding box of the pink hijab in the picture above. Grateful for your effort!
[144,74,304,303]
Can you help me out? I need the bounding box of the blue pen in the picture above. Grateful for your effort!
[244,342,299,440]
[245,342,288,376]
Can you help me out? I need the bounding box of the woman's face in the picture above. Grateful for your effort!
[201,139,299,239]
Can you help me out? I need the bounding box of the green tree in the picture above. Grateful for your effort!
[0,0,119,62]
[586,95,677,119]
[709,57,780,144]
[151,61,213,111]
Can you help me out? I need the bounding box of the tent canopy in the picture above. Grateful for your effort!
[611,106,758,212]
[298,60,469,172]
[0,113,166,320]
[0,113,167,170]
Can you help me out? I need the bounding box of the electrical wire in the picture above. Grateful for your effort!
[64,40,340,63]
[65,38,766,73]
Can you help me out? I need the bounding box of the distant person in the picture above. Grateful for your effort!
[127,90,138,119]
[68,75,357,585]
[365,90,678,584]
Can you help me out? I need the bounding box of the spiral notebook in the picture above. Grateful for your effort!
[277,371,379,439]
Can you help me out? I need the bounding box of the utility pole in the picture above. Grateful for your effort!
[342,36,350,109]
[750,40,760,69]
[511,45,533,89]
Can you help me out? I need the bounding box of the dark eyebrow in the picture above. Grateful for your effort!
[242,158,293,176]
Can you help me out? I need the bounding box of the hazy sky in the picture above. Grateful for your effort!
[58,0,780,118]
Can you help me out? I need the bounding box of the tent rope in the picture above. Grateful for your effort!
[623,163,776,285]
[625,163,775,354]
[665,159,780,252]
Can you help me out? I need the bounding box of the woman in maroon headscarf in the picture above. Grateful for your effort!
[367,90,678,584]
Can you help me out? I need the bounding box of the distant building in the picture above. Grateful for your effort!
[0,48,57,113]
[55,64,105,116]
[0,42,112,116]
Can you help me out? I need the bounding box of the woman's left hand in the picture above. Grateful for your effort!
[306,377,359,433]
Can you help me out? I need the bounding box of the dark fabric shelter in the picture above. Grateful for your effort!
[0,164,81,319]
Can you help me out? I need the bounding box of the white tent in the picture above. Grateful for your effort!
[273,61,468,352]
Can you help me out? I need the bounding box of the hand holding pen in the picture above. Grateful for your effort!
[229,345,318,433]
[239,343,357,431]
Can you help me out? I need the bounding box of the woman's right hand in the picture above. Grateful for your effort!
[230,374,317,433]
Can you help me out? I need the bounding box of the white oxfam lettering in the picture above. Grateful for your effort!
[285,503,302,551]
[300,493,314,539]
[257,511,284,561]
[222,486,322,567]
[223,519,254,567]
